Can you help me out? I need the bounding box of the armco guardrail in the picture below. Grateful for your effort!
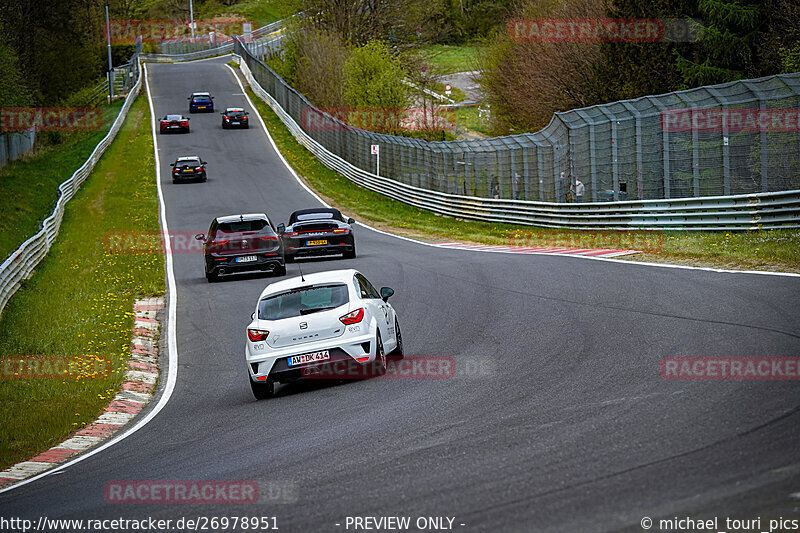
[0,57,142,317]
[232,45,800,231]
[141,18,287,62]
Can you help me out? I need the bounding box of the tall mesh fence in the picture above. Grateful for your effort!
[237,40,800,203]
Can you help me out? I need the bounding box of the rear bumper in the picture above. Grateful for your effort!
[246,331,376,383]
[190,106,213,112]
[286,240,354,258]
[172,172,205,181]
[207,253,284,275]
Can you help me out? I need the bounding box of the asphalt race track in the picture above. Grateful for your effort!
[2,57,799,532]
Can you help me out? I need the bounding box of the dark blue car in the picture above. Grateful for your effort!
[188,92,214,113]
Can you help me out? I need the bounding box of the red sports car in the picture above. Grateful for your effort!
[159,114,190,134]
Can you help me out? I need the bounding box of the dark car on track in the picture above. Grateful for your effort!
[170,156,207,183]
[221,107,249,129]
[188,92,214,113]
[159,114,190,134]
[196,213,286,282]
[277,208,356,261]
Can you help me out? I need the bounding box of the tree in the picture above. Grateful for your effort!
[477,0,605,134]
[301,0,422,46]
[674,0,762,86]
[343,41,409,130]
[593,0,697,102]
[0,24,32,108]
[294,30,350,109]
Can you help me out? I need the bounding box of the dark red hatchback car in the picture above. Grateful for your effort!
[195,214,286,282]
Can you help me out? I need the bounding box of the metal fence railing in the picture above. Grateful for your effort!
[231,41,800,230]
[150,18,288,57]
[0,54,142,317]
[234,39,800,207]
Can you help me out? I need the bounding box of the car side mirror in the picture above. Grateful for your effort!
[202,161,208,165]
[194,233,205,241]
[251,312,255,320]
[380,287,394,302]
[187,97,191,99]
[169,163,175,166]
[276,223,285,234]
[186,117,190,120]
[348,218,355,224]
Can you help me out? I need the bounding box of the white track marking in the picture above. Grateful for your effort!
[0,63,180,494]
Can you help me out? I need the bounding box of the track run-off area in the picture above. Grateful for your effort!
[1,57,799,532]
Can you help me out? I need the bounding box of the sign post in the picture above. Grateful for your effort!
[371,144,380,176]
[445,83,452,96]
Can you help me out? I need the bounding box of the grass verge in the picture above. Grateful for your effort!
[201,0,300,27]
[245,86,800,272]
[0,100,125,261]
[0,94,163,469]
[420,44,481,75]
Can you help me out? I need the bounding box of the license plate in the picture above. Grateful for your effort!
[288,350,330,366]
[198,106,206,109]
[182,169,192,172]
[307,240,327,246]
[235,255,257,263]
[170,125,180,128]
[231,121,239,124]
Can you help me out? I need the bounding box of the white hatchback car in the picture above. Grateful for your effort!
[245,269,403,399]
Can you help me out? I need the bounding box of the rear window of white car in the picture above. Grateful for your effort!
[259,284,349,320]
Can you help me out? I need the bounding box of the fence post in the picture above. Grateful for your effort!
[742,81,769,192]
[706,86,730,195]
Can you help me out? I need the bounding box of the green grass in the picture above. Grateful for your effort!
[0,95,163,469]
[246,88,800,272]
[201,0,300,27]
[419,44,482,75]
[0,100,125,262]
[453,104,492,136]
[430,81,466,103]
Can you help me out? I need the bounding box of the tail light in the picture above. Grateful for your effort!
[339,308,364,325]
[333,229,348,234]
[210,239,229,249]
[259,236,278,242]
[181,121,188,126]
[195,166,203,171]
[284,231,298,237]
[248,329,268,342]
[223,115,229,119]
